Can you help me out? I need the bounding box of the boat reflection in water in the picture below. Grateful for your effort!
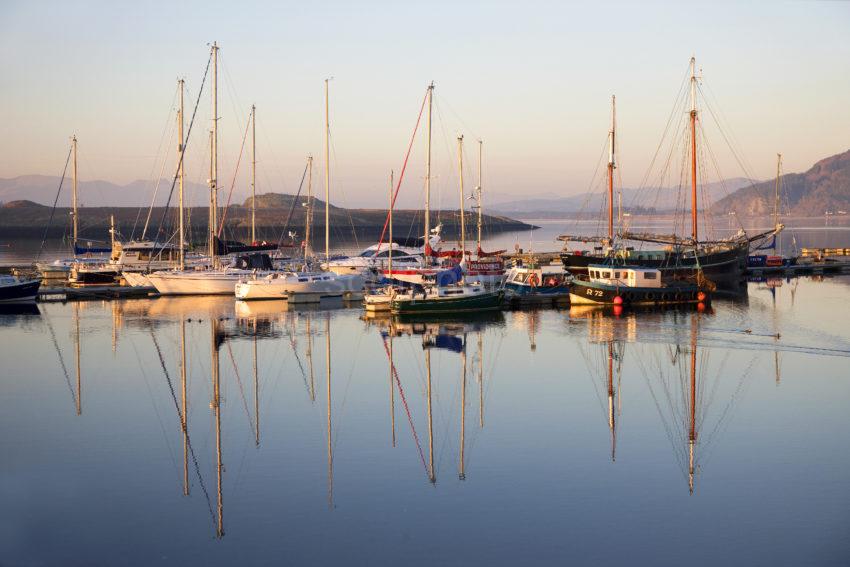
[368,315,500,484]
[573,304,755,493]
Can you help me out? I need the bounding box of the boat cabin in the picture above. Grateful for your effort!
[506,264,568,287]
[588,265,662,288]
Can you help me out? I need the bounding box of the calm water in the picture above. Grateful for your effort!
[1,274,850,565]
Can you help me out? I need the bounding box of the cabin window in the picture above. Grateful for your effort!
[644,272,657,280]
[298,278,308,282]
[614,271,620,279]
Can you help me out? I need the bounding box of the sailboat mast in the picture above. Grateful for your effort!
[253,329,259,447]
[689,57,699,242]
[389,170,394,275]
[457,135,466,259]
[774,153,782,254]
[324,79,330,263]
[305,155,313,260]
[476,140,483,254]
[178,79,186,269]
[459,334,467,480]
[424,82,434,266]
[688,313,698,494]
[326,313,333,507]
[608,341,616,462]
[211,319,224,537]
[478,331,484,428]
[209,42,219,263]
[74,302,81,416]
[251,105,257,244]
[180,319,189,496]
[426,347,435,483]
[608,95,616,242]
[389,331,396,447]
[72,135,78,246]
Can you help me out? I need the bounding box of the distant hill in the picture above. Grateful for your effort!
[489,178,754,217]
[0,193,535,242]
[714,150,850,217]
[0,175,210,208]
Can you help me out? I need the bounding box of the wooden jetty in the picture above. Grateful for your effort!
[37,285,158,302]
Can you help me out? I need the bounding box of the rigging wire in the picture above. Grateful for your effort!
[35,145,73,262]
[149,49,213,263]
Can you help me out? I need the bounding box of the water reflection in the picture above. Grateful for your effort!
[2,277,849,564]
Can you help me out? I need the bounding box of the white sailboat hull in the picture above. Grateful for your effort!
[148,269,255,296]
[234,273,365,301]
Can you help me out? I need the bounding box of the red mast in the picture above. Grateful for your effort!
[689,57,699,242]
[607,95,616,242]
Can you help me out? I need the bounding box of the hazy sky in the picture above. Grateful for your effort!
[1,1,848,208]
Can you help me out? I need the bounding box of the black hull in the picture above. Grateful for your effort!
[0,279,41,303]
[569,280,704,306]
[561,245,748,285]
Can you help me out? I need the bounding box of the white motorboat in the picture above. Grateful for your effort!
[323,242,425,276]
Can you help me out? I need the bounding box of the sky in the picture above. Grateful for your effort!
[1,1,849,208]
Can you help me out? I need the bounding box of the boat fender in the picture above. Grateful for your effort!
[613,295,623,305]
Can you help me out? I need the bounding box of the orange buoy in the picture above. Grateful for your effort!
[697,291,706,302]
[613,295,623,305]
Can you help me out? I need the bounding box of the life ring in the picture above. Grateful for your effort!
[646,293,655,301]
[528,273,539,287]
[661,293,669,302]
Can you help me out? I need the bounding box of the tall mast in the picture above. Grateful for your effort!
[326,313,333,508]
[774,153,782,254]
[476,140,483,255]
[306,314,315,402]
[208,129,215,260]
[607,341,616,462]
[178,79,186,269]
[305,155,313,260]
[324,79,330,264]
[688,313,698,495]
[608,95,616,242]
[457,135,466,259]
[74,302,81,416]
[388,170,394,276]
[478,331,484,428]
[424,82,434,266]
[211,319,224,537]
[251,104,257,244]
[389,330,396,447]
[689,57,699,242]
[180,319,189,496]
[72,135,78,247]
[426,346,435,483]
[209,42,219,263]
[253,327,259,447]
[459,334,467,480]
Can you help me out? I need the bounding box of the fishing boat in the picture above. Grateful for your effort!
[391,264,503,314]
[569,264,708,306]
[0,275,41,303]
[503,261,572,305]
[558,62,780,284]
